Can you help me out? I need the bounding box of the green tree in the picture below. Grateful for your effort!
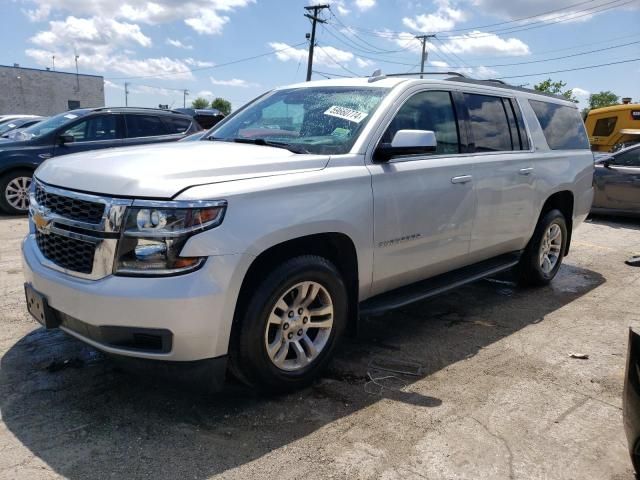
[588,91,619,110]
[533,78,577,102]
[211,97,232,115]
[191,97,210,109]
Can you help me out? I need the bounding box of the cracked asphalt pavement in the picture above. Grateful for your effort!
[0,214,638,479]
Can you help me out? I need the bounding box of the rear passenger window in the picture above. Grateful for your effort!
[464,93,513,152]
[163,116,192,134]
[126,115,168,138]
[529,100,590,150]
[382,91,459,154]
[592,117,617,136]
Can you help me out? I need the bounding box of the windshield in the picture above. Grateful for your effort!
[15,111,87,141]
[211,86,390,155]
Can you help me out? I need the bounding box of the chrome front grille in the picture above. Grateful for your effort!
[35,230,96,274]
[29,179,132,280]
[35,183,105,224]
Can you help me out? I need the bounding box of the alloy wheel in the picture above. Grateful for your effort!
[5,176,31,211]
[539,223,562,274]
[264,281,334,372]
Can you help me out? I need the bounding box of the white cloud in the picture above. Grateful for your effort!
[210,77,256,87]
[31,16,152,49]
[26,48,194,79]
[355,0,376,10]
[335,1,350,15]
[356,57,374,68]
[104,79,123,90]
[269,42,355,69]
[430,60,450,68]
[184,58,215,68]
[166,38,193,50]
[185,10,229,35]
[440,31,530,56]
[572,87,590,98]
[24,4,51,22]
[403,0,466,33]
[197,90,214,97]
[22,0,254,35]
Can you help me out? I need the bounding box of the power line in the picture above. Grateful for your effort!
[439,0,635,39]
[338,0,633,40]
[327,9,415,55]
[495,57,640,79]
[315,44,360,76]
[428,38,640,69]
[106,42,307,80]
[415,35,436,77]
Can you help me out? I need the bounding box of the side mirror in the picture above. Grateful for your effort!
[374,129,437,162]
[58,134,75,145]
[595,156,614,168]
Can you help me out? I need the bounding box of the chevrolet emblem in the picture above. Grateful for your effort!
[32,210,51,232]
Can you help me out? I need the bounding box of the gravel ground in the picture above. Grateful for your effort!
[0,214,639,480]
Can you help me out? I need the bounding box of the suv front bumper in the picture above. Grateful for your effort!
[22,233,251,362]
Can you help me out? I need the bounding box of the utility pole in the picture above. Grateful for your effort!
[415,34,436,78]
[304,4,329,82]
[74,54,80,91]
[183,89,189,108]
[52,55,55,71]
[124,82,130,107]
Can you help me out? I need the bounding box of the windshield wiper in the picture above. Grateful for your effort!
[224,137,309,154]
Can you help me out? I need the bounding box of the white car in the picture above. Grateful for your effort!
[22,73,594,391]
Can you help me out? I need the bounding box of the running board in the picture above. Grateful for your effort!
[359,252,521,317]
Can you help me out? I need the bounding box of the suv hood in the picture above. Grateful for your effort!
[35,141,330,198]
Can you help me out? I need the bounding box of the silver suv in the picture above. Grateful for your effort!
[22,74,594,391]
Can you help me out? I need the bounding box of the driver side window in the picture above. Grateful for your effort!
[615,148,640,167]
[382,91,460,154]
[63,115,117,142]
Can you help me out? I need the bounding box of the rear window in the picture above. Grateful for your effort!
[528,100,589,150]
[592,116,617,136]
[126,115,168,138]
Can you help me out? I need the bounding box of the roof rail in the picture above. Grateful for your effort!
[93,106,181,113]
[384,71,467,78]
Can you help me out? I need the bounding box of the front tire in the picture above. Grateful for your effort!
[0,170,33,215]
[229,255,348,392]
[517,209,568,286]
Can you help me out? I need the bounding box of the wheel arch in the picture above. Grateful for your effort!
[539,190,574,255]
[233,232,360,336]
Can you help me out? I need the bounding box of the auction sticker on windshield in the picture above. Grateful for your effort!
[324,106,368,123]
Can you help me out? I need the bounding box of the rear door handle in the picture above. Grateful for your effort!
[451,175,472,184]
[519,167,534,176]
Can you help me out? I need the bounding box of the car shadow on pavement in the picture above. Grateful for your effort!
[587,214,640,231]
[0,263,604,479]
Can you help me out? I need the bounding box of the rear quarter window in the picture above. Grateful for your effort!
[163,116,192,134]
[528,100,589,150]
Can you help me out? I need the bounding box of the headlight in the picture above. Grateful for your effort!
[114,200,226,276]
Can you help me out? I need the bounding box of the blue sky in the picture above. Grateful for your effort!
[2,0,639,111]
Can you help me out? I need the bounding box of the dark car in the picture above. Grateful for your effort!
[0,107,201,214]
[624,328,640,476]
[592,144,640,217]
[174,108,225,129]
[0,116,45,137]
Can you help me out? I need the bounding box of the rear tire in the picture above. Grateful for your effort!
[516,209,568,286]
[229,255,348,392]
[0,170,33,215]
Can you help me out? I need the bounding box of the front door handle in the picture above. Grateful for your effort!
[519,167,534,176]
[451,175,472,184]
